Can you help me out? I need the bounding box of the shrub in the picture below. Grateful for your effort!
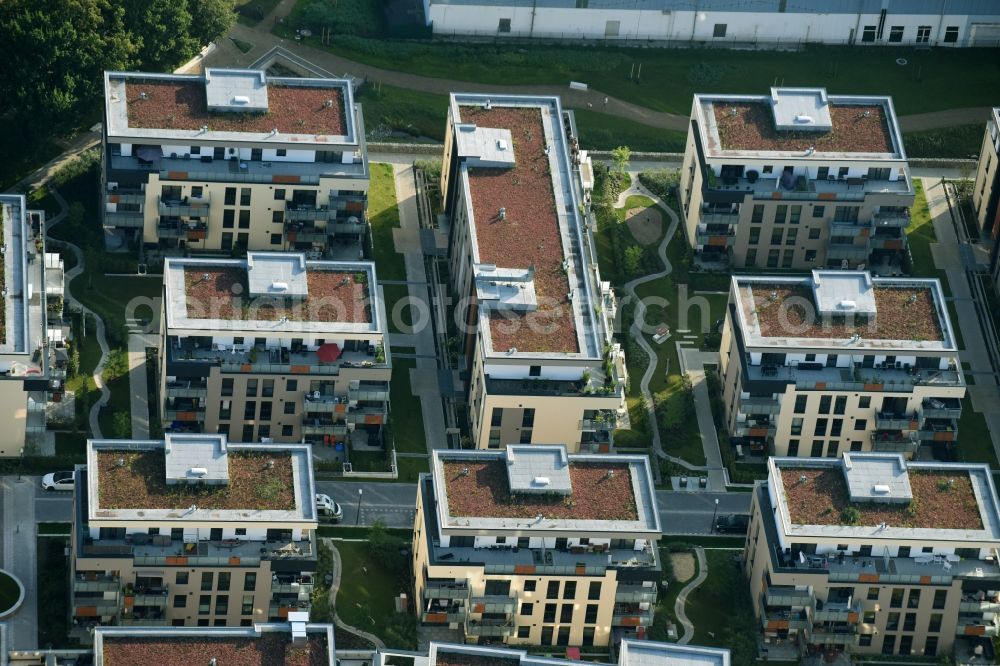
[841,506,861,525]
[638,169,680,201]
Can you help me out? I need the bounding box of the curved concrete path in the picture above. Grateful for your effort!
[325,539,387,649]
[46,188,110,438]
[674,547,707,645]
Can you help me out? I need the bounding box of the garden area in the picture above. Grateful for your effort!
[686,549,759,664]
[37,536,72,648]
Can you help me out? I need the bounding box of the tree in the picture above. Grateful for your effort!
[187,0,236,48]
[623,245,643,278]
[110,411,131,438]
[122,0,199,72]
[611,145,632,175]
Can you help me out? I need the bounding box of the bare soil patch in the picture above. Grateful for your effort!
[624,206,663,246]
[670,551,696,583]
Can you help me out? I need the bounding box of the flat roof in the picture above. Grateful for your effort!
[104,70,357,146]
[93,623,335,666]
[430,445,660,535]
[0,195,37,358]
[450,94,601,359]
[423,640,729,666]
[85,435,316,525]
[694,88,905,160]
[768,455,1000,543]
[164,254,381,335]
[732,272,957,352]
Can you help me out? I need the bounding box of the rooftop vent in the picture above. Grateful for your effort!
[484,99,492,110]
[116,457,126,468]
[873,484,891,495]
[798,475,808,484]
[266,459,275,469]
[497,139,508,151]
[605,470,615,480]
[499,207,507,220]
[188,467,209,478]
[508,347,517,354]
[794,114,813,124]
[459,467,470,477]
[210,659,217,666]
[324,99,333,108]
[839,300,857,310]
[139,91,149,100]
[231,95,250,105]
[533,476,550,486]
[199,125,208,133]
[804,146,815,156]
[271,281,289,291]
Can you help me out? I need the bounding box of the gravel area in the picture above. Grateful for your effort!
[670,551,696,583]
[101,635,329,666]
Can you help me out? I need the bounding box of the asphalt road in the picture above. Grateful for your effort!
[314,480,752,535]
[23,475,75,524]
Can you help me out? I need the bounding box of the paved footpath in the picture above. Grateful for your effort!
[127,333,158,440]
[1,478,38,649]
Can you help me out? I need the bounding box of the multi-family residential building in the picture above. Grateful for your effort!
[441,93,627,453]
[102,68,368,255]
[973,108,1000,276]
[680,87,914,272]
[160,252,390,447]
[745,453,1000,661]
[71,434,319,642]
[413,445,661,647]
[719,270,964,458]
[91,619,335,665]
[0,194,59,456]
[378,639,730,665]
[421,0,1000,47]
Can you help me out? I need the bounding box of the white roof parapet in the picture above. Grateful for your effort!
[475,264,538,312]
[841,452,912,504]
[163,433,231,486]
[811,270,877,316]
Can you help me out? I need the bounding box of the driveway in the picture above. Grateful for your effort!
[656,490,752,535]
[315,480,418,528]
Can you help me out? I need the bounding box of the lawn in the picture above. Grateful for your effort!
[395,455,430,483]
[905,179,941,280]
[332,539,415,647]
[903,124,985,159]
[957,397,998,469]
[37,536,74,647]
[686,549,758,663]
[369,163,405,280]
[235,0,282,25]
[230,37,254,54]
[390,358,427,454]
[269,25,1000,118]
[54,432,87,461]
[37,523,72,536]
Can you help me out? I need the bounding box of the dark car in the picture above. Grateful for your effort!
[715,513,750,533]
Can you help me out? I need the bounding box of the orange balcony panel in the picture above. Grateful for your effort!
[965,625,987,636]
[166,171,188,180]
[766,619,790,631]
[513,565,535,575]
[272,175,301,184]
[75,606,98,617]
[364,414,383,425]
[425,612,448,623]
[858,573,879,583]
[291,365,311,374]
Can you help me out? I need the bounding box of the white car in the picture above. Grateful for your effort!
[315,493,343,522]
[41,471,75,491]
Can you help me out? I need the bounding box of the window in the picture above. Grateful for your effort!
[794,396,808,413]
[916,25,931,43]
[889,26,903,42]
[563,581,576,599]
[791,418,803,436]
[808,228,821,240]
[284,401,296,415]
[240,188,251,206]
[246,378,258,397]
[859,396,871,409]
[890,588,904,608]
[517,626,530,639]
[543,603,557,622]
[201,572,213,591]
[826,440,839,457]
[903,613,916,631]
[834,396,846,415]
[886,611,900,630]
[260,401,272,421]
[235,528,246,536]
[855,419,867,430]
[814,418,828,436]
[286,379,297,392]
[529,365,541,377]
[274,189,286,200]
[560,604,573,622]
[819,396,831,414]
[524,580,536,592]
[272,210,284,224]
[269,233,282,245]
[817,167,829,180]
[928,612,943,632]
[810,440,824,457]
[582,627,595,646]
[751,205,764,223]
[907,589,921,609]
[831,419,843,437]
[276,149,287,157]
[238,210,250,228]
[804,249,817,262]
[748,227,761,245]
[785,228,797,245]
[219,400,232,420]
[547,581,560,599]
[199,594,212,615]
[766,249,779,268]
[223,209,235,228]
[221,232,233,251]
[173,595,187,608]
[924,636,938,656]
[763,165,773,174]
[262,379,274,398]
[943,26,958,43]
[221,378,234,397]
[774,205,787,224]
[862,25,877,42]
[176,571,189,585]
[787,439,799,456]
[225,187,236,205]
[789,205,802,224]
[745,249,757,267]
[244,573,257,591]
[585,604,599,623]
[191,146,201,155]
[520,602,533,616]
[770,229,783,245]
[867,587,880,600]
[712,23,726,38]
[588,582,601,600]
[498,18,511,32]
[244,401,256,420]
[522,408,535,428]
[858,634,872,647]
[216,595,229,615]
[281,424,293,437]
[863,611,876,623]
[781,250,793,268]
[932,589,947,609]
[812,205,825,218]
[250,148,262,161]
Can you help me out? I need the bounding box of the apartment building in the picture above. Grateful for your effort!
[71,434,319,642]
[413,445,661,647]
[0,194,59,456]
[91,619,335,665]
[160,252,390,447]
[745,453,1000,660]
[973,109,1000,282]
[378,639,729,665]
[102,68,368,255]
[719,270,964,458]
[421,0,1000,46]
[680,87,914,272]
[441,93,627,453]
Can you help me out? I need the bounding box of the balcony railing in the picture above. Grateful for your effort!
[164,408,205,422]
[766,586,813,607]
[424,583,470,599]
[870,435,919,453]
[761,611,810,632]
[956,617,1000,637]
[422,610,467,623]
[73,576,121,592]
[301,422,348,436]
[873,210,911,228]
[808,628,860,645]
[158,196,211,217]
[465,620,515,637]
[696,232,736,247]
[104,210,145,228]
[739,397,781,415]
[286,207,334,222]
[960,600,1000,613]
[918,426,958,442]
[922,405,963,420]
[120,618,169,626]
[813,602,860,623]
[612,609,655,627]
[615,585,657,603]
[470,595,516,613]
[165,383,207,399]
[106,189,145,205]
[345,407,387,425]
[272,581,315,595]
[826,243,868,261]
[132,593,169,608]
[74,604,119,617]
[349,384,390,402]
[874,412,918,430]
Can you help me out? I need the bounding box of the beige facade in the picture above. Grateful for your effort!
[160,254,390,447]
[441,93,628,452]
[973,109,1000,242]
[102,70,368,256]
[70,436,319,642]
[719,271,964,458]
[744,455,1000,660]
[413,447,661,647]
[679,88,914,273]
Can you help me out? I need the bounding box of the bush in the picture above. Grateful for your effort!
[414,159,442,182]
[50,150,99,187]
[638,168,680,201]
[368,520,408,582]
[841,506,861,525]
[108,411,131,439]
[656,375,694,436]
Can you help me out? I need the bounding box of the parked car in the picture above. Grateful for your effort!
[41,471,75,491]
[715,513,750,533]
[315,493,343,523]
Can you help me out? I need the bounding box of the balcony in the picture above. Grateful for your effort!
[165,381,207,399]
[739,397,781,416]
[699,209,739,226]
[470,595,516,613]
[813,601,860,624]
[329,191,367,213]
[918,423,958,442]
[829,218,873,234]
[870,432,919,453]
[285,223,329,244]
[301,421,348,436]
[766,586,813,607]
[868,228,907,251]
[286,206,334,222]
[131,593,169,608]
[80,532,316,568]
[73,603,119,618]
[73,574,120,592]
[696,231,736,248]
[956,617,1000,637]
[922,398,963,419]
[465,620,515,637]
[705,173,912,203]
[761,610,810,632]
[269,601,311,619]
[168,342,387,377]
[808,627,860,645]
[104,210,145,228]
[110,152,365,185]
[164,408,205,423]
[874,412,918,430]
[873,209,911,228]
[345,406,387,425]
[826,243,868,261]
[303,395,348,414]
[423,582,470,600]
[747,362,964,393]
[272,581,315,596]
[120,618,169,626]
[422,609,467,623]
[734,422,776,439]
[612,608,655,627]
[106,189,145,206]
[960,599,1000,613]
[615,585,657,603]
[349,382,390,402]
[158,195,211,217]
[157,221,207,241]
